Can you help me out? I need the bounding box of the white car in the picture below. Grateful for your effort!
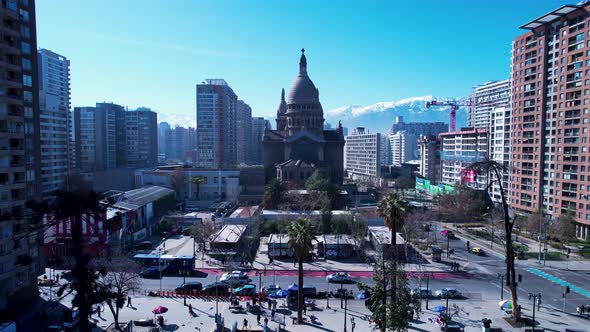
[220,271,251,287]
[326,272,355,284]
[434,288,462,298]
[410,287,432,298]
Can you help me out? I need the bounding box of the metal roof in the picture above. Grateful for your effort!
[369,226,406,245]
[211,224,247,244]
[114,186,174,209]
[520,5,581,30]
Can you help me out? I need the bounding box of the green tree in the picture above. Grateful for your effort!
[319,205,332,234]
[377,193,407,260]
[287,218,314,323]
[359,260,416,332]
[190,176,206,199]
[466,160,520,321]
[554,212,577,243]
[305,169,339,208]
[262,178,286,209]
[190,222,215,259]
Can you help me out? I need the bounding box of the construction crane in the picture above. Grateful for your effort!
[426,99,505,132]
[425,99,469,132]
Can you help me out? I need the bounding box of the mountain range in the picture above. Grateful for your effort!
[158,95,468,134]
[325,96,467,134]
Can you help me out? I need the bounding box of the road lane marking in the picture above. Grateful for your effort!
[526,267,590,299]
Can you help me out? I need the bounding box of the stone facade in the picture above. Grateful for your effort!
[263,50,344,187]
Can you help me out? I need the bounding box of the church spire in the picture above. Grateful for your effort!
[281,88,285,103]
[299,48,307,74]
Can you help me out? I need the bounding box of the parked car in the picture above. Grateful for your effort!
[434,288,462,298]
[326,272,355,284]
[201,282,229,295]
[261,284,281,295]
[135,241,153,250]
[410,287,432,298]
[139,267,161,279]
[175,281,203,293]
[220,271,251,287]
[470,247,485,256]
[233,284,257,296]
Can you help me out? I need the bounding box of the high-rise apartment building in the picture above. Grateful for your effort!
[236,100,252,165]
[125,107,157,168]
[489,106,511,202]
[389,131,417,166]
[511,3,590,239]
[440,128,488,190]
[196,79,237,168]
[250,117,269,165]
[379,134,391,166]
[158,121,170,160]
[468,80,510,129]
[38,49,70,195]
[390,116,448,136]
[345,128,381,179]
[0,0,43,309]
[73,103,126,172]
[418,135,441,183]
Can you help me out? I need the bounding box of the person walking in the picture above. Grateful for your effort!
[351,317,356,332]
[96,305,102,318]
[257,313,261,325]
[243,318,248,330]
[127,296,132,307]
[264,317,268,326]
[188,303,192,315]
[271,308,276,320]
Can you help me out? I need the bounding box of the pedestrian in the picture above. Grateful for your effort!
[538,298,542,311]
[55,274,60,283]
[127,296,132,307]
[264,317,268,326]
[267,298,272,309]
[97,305,102,318]
[257,313,261,325]
[271,308,276,320]
[351,316,356,332]
[188,303,192,314]
[243,318,248,329]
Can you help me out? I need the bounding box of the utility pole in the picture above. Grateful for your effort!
[344,290,350,332]
[529,293,541,332]
[563,286,570,312]
[425,273,431,309]
[498,273,504,300]
[538,206,543,265]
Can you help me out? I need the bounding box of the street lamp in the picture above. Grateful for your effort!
[180,261,190,306]
[528,292,542,332]
[158,247,163,293]
[497,273,505,300]
[343,289,352,332]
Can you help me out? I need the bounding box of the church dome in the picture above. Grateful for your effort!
[287,49,320,105]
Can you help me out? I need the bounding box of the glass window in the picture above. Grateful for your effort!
[22,59,31,71]
[21,42,30,54]
[18,9,29,22]
[20,26,30,39]
[23,91,32,102]
[22,75,31,87]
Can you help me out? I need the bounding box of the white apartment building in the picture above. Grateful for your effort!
[38,49,70,195]
[489,107,511,202]
[380,134,391,166]
[468,80,510,129]
[440,129,489,190]
[390,131,416,166]
[345,128,381,179]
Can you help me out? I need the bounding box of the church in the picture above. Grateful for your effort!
[263,49,345,187]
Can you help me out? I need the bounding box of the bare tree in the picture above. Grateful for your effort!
[94,258,142,329]
[466,160,520,321]
[191,222,215,259]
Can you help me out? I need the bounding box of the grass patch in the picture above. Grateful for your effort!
[525,251,563,260]
[513,243,529,253]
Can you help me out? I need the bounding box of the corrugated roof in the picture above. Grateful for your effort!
[114,186,174,209]
[211,224,247,244]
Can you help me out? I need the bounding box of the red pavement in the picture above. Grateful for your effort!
[195,268,473,279]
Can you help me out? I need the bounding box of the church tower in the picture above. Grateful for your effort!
[276,88,287,131]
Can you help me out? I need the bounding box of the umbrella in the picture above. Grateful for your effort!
[440,230,449,236]
[152,306,168,314]
[287,283,298,292]
[357,292,367,300]
[499,300,512,310]
[432,305,446,313]
[270,289,290,298]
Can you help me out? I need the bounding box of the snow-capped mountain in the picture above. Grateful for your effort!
[158,113,196,128]
[326,95,468,133]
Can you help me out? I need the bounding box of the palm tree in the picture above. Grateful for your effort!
[377,192,407,260]
[190,176,206,199]
[287,218,314,324]
[466,160,521,321]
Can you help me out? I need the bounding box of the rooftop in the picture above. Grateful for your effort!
[369,226,406,245]
[229,206,260,218]
[211,224,247,244]
[321,234,355,245]
[267,233,290,244]
[112,186,174,210]
[520,5,583,30]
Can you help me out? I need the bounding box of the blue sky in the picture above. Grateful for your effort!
[37,0,566,126]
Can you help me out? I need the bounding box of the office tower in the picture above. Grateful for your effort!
[173,126,189,161]
[345,128,381,179]
[512,3,590,239]
[38,49,70,195]
[468,80,510,129]
[440,128,488,190]
[0,0,42,309]
[125,107,157,168]
[389,131,417,166]
[418,135,441,183]
[158,122,170,158]
[379,134,391,166]
[251,117,269,164]
[73,103,126,172]
[196,79,237,168]
[390,116,448,136]
[236,100,252,165]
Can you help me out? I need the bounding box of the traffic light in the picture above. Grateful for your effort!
[566,286,570,294]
